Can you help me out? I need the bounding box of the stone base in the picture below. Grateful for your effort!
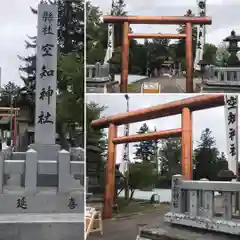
[0,213,84,240]
[196,83,240,93]
[0,190,84,213]
[30,143,61,187]
[30,143,61,160]
[139,219,239,240]
[164,212,240,236]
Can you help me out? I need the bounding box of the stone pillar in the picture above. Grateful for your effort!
[31,3,60,187]
[25,149,38,194]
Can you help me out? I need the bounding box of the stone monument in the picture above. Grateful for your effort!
[30,0,60,187]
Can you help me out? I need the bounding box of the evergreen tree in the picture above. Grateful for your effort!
[86,0,128,65]
[194,128,222,180]
[202,43,218,65]
[159,138,181,179]
[86,1,107,64]
[86,102,107,192]
[0,82,20,106]
[216,152,229,175]
[111,0,127,16]
[112,0,127,48]
[134,123,158,161]
[215,42,230,67]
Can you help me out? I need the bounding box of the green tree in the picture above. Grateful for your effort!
[86,0,128,66]
[215,42,230,66]
[216,152,229,172]
[86,1,107,64]
[194,128,222,180]
[86,102,106,155]
[134,123,158,161]
[0,81,21,106]
[127,161,156,201]
[86,102,107,191]
[158,138,181,179]
[56,52,84,148]
[111,0,127,15]
[111,0,127,48]
[202,43,218,65]
[147,36,171,72]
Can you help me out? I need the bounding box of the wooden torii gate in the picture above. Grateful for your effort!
[103,15,212,93]
[0,107,19,147]
[91,95,225,219]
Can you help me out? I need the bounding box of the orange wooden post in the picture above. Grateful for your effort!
[181,107,192,180]
[189,112,193,176]
[103,123,117,219]
[185,22,193,93]
[13,116,17,147]
[121,22,129,93]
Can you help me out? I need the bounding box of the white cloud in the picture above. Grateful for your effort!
[207,25,240,45]
[86,94,233,164]
[90,0,240,13]
[90,0,240,46]
[0,0,40,87]
[2,0,240,88]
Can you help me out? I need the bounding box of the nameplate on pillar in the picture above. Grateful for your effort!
[35,3,58,145]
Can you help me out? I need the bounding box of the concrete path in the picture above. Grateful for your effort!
[131,76,202,93]
[130,77,183,93]
[87,207,168,240]
[87,198,238,240]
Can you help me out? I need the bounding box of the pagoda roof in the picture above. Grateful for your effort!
[223,30,240,41]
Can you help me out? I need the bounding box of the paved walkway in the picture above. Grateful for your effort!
[87,198,239,240]
[87,207,168,240]
[129,76,184,93]
[129,76,203,93]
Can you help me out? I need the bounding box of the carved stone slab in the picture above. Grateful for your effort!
[0,191,84,214]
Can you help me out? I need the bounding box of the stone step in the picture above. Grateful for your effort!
[139,224,238,240]
[0,214,84,240]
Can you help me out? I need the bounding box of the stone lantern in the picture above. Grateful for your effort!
[223,30,240,66]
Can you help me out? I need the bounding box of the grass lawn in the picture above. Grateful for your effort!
[113,197,169,217]
[127,82,139,92]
